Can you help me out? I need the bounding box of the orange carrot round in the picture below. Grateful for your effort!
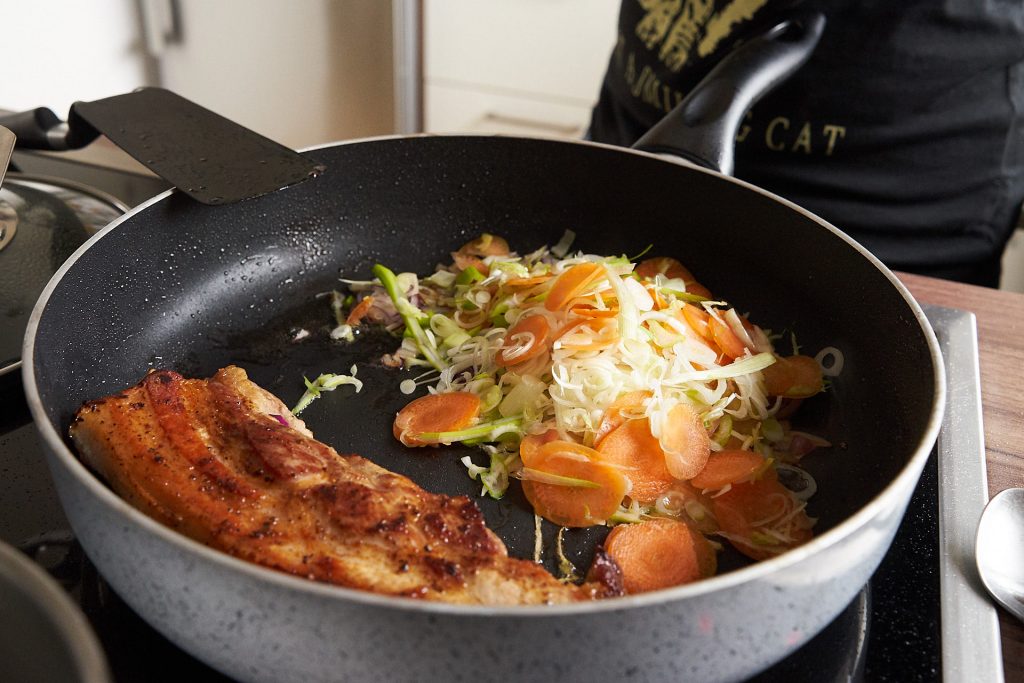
[636,257,712,299]
[392,392,481,446]
[569,303,619,318]
[545,262,604,311]
[496,314,550,367]
[505,275,552,288]
[519,431,564,468]
[521,449,628,527]
[451,251,490,275]
[345,295,375,326]
[688,282,714,299]
[604,518,717,593]
[457,233,509,257]
[594,390,652,447]
[690,449,768,490]
[711,477,813,561]
[596,418,675,504]
[635,257,695,282]
[708,314,747,360]
[659,403,711,480]
[762,355,824,398]
[680,303,710,338]
[555,317,618,352]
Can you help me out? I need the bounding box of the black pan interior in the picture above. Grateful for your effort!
[31,136,937,575]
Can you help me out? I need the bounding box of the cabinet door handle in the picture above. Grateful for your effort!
[138,0,181,58]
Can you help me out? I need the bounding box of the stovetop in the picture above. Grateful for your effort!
[0,151,1002,682]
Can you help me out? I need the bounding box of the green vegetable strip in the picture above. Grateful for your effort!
[292,372,363,415]
[373,263,446,371]
[417,415,523,443]
[519,468,601,489]
[461,449,513,499]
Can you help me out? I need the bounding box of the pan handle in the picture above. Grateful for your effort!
[0,107,99,151]
[632,10,825,176]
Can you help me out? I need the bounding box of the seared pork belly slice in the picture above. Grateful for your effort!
[70,366,620,604]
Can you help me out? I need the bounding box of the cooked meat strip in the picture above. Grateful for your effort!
[70,366,620,604]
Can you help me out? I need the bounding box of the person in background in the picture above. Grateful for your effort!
[588,0,1024,287]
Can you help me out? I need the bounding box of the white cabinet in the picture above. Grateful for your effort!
[423,0,620,139]
[154,0,395,149]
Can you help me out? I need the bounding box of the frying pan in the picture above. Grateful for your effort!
[22,13,944,683]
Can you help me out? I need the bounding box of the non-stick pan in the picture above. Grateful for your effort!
[22,14,944,683]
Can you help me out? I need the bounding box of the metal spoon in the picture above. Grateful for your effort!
[976,487,1024,622]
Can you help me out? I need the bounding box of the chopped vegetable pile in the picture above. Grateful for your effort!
[332,232,840,593]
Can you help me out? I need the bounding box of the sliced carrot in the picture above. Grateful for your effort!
[458,233,509,257]
[556,317,617,352]
[569,303,619,318]
[505,275,552,288]
[451,252,490,275]
[595,418,675,504]
[594,390,652,447]
[552,317,587,340]
[762,355,824,398]
[392,392,481,446]
[690,449,768,490]
[686,282,714,299]
[708,314,747,360]
[521,449,628,527]
[345,295,375,326]
[496,314,550,367]
[604,518,716,593]
[645,284,667,310]
[681,303,710,338]
[661,482,720,535]
[635,257,696,282]
[711,477,813,561]
[775,398,804,419]
[545,262,604,311]
[519,430,562,468]
[660,403,711,480]
[636,257,712,299]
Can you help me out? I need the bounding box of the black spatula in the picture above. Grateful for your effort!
[0,88,323,205]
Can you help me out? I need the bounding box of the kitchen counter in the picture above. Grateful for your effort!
[899,272,1024,678]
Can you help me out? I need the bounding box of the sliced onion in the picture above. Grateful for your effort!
[814,346,845,377]
[776,463,818,500]
[724,308,756,350]
[551,229,577,258]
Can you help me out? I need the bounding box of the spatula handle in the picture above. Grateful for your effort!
[0,107,98,151]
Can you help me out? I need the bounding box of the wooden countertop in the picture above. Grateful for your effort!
[898,272,1024,678]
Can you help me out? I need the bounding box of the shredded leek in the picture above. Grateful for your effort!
[665,352,777,384]
[373,263,446,371]
[517,468,600,489]
[292,366,363,414]
[336,235,831,559]
[550,229,576,258]
[461,447,514,498]
[417,415,523,444]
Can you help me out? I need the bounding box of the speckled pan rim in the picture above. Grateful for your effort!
[22,133,946,618]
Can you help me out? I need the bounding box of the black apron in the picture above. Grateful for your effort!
[589,0,1024,286]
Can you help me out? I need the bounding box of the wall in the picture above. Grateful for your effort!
[158,0,395,149]
[0,0,152,114]
[0,0,394,150]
